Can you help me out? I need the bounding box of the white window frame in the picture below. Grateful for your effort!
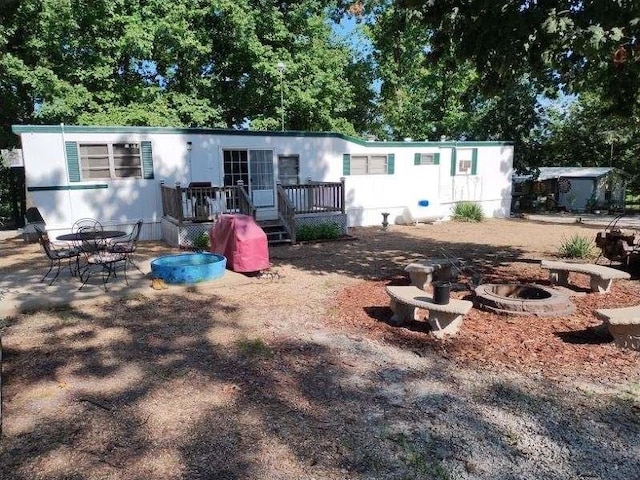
[418,153,435,165]
[350,154,389,175]
[456,149,473,176]
[79,142,143,180]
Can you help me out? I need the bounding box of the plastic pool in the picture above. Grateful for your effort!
[150,253,226,284]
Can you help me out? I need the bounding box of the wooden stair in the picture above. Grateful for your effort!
[258,219,292,245]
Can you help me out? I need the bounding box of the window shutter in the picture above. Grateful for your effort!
[471,148,478,175]
[450,149,457,176]
[342,153,350,176]
[434,152,440,165]
[141,141,154,179]
[414,153,421,165]
[65,142,81,182]
[387,154,395,174]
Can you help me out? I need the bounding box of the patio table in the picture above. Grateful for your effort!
[56,230,127,242]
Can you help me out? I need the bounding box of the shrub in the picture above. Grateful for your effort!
[296,222,341,242]
[558,234,594,259]
[193,231,209,250]
[452,202,484,222]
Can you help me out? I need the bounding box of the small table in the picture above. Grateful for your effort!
[56,230,127,242]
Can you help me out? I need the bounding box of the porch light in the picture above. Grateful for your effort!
[187,141,193,152]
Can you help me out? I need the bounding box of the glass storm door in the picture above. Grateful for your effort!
[223,149,276,219]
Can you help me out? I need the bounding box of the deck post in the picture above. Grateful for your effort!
[340,177,346,214]
[175,182,183,226]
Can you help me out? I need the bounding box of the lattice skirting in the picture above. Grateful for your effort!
[293,213,348,235]
[161,218,215,248]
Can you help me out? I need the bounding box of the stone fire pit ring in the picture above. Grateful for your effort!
[474,283,575,316]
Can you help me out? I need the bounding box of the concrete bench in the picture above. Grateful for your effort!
[385,285,473,338]
[594,306,640,351]
[540,260,630,293]
[404,258,458,290]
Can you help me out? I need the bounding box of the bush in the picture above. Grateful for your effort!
[452,202,484,222]
[193,231,209,250]
[558,234,594,259]
[296,222,341,242]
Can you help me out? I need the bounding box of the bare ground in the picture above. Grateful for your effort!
[1,218,639,479]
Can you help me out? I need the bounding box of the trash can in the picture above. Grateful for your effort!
[433,281,451,305]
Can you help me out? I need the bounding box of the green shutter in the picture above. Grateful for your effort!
[414,153,421,165]
[387,153,395,174]
[434,152,440,165]
[65,141,81,182]
[141,141,154,179]
[450,148,457,176]
[342,153,351,176]
[471,148,478,175]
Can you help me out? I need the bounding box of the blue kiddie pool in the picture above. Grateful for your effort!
[151,253,227,284]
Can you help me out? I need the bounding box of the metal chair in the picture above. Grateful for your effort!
[77,226,128,291]
[71,219,105,253]
[105,219,143,272]
[33,225,81,285]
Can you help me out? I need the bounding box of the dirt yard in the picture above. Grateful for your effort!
[1,218,639,479]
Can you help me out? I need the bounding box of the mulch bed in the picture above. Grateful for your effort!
[331,261,640,382]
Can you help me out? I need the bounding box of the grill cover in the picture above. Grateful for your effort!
[209,214,269,272]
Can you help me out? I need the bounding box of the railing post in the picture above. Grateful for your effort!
[175,181,183,226]
[340,177,346,214]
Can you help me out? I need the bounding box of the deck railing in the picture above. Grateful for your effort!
[279,179,345,214]
[277,184,297,244]
[160,182,255,225]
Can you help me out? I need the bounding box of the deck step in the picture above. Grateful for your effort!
[258,220,292,245]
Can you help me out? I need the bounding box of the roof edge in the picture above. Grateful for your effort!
[11,124,514,147]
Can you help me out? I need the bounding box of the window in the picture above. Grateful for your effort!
[350,154,389,175]
[456,148,474,175]
[414,152,440,166]
[79,143,142,179]
[278,155,300,185]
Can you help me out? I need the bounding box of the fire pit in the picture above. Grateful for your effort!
[474,283,575,316]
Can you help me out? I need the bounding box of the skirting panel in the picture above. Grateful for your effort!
[161,218,215,248]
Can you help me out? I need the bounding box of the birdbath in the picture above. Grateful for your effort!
[381,212,390,230]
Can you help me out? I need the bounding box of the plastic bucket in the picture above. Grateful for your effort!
[433,281,451,305]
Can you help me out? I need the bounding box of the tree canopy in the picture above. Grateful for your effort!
[1,0,639,184]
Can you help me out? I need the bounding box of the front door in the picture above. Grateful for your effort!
[223,149,276,220]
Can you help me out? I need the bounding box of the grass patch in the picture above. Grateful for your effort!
[558,234,594,259]
[452,202,484,222]
[236,337,273,357]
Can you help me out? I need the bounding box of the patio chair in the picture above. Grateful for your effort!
[105,219,143,272]
[78,228,128,291]
[72,219,105,253]
[33,225,81,285]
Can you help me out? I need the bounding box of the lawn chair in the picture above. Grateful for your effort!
[77,226,127,291]
[33,225,81,285]
[105,219,143,272]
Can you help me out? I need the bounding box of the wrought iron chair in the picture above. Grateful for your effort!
[71,218,105,253]
[77,226,127,291]
[33,225,81,285]
[105,219,143,272]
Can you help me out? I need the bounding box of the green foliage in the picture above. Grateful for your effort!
[192,232,209,251]
[296,222,341,241]
[452,202,484,222]
[236,337,272,358]
[558,234,594,259]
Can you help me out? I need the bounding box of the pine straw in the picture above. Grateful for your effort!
[331,261,640,382]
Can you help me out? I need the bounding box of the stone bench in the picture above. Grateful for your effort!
[385,285,473,338]
[404,258,458,290]
[540,260,630,293]
[594,306,640,351]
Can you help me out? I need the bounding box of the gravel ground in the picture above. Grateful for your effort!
[0,219,639,479]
